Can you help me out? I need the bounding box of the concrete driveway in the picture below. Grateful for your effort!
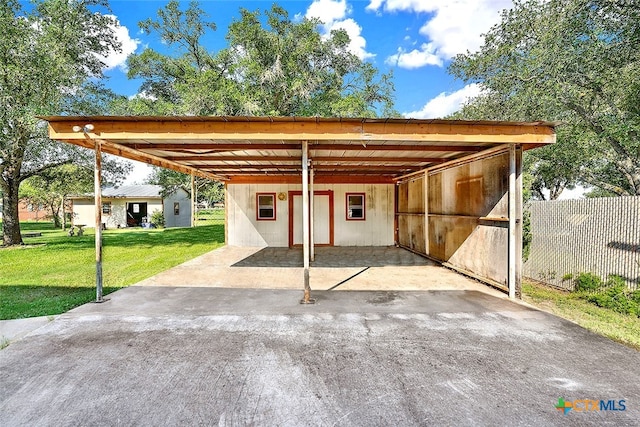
[1,287,638,426]
[134,246,506,294]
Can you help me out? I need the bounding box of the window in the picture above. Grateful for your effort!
[174,202,180,216]
[256,193,276,220]
[102,202,112,215]
[346,193,365,220]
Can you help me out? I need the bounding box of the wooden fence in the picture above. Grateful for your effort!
[524,196,639,290]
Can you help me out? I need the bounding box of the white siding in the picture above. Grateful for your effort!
[164,189,192,228]
[227,183,394,247]
[72,198,163,228]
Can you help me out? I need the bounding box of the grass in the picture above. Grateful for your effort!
[0,217,224,320]
[523,281,640,350]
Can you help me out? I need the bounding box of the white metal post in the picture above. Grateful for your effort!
[508,144,517,299]
[94,138,103,302]
[301,140,314,303]
[191,174,195,227]
[515,145,523,297]
[310,165,315,262]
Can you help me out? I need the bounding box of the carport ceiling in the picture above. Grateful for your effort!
[42,116,556,182]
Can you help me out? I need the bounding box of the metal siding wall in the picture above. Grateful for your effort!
[396,175,426,253]
[227,183,394,247]
[524,196,640,289]
[164,190,191,228]
[428,153,511,287]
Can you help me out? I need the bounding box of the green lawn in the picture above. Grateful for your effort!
[0,219,224,319]
[523,281,640,350]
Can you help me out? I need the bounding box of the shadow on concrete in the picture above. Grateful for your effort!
[231,246,436,268]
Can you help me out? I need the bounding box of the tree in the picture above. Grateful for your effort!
[450,0,640,198]
[122,1,396,117]
[0,0,123,245]
[20,161,130,228]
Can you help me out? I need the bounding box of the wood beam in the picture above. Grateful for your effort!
[227,175,395,184]
[130,143,301,151]
[201,165,421,172]
[47,118,557,145]
[57,137,225,181]
[165,155,448,163]
[128,143,483,152]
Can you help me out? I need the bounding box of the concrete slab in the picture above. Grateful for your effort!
[134,246,505,296]
[1,287,638,426]
[0,316,55,345]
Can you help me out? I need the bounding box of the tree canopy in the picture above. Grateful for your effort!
[450,0,640,198]
[116,1,396,117]
[0,0,130,245]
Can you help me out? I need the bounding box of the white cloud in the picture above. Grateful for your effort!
[365,0,384,12]
[306,0,349,25]
[97,15,140,71]
[331,19,375,60]
[128,91,157,101]
[385,43,442,68]
[404,83,483,119]
[372,0,513,67]
[306,0,374,60]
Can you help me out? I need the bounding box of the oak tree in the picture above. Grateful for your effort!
[450,0,640,198]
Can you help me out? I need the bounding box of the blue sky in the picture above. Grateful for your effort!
[47,0,518,182]
[98,0,515,118]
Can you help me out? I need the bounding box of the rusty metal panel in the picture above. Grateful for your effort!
[430,153,509,218]
[428,173,442,213]
[448,223,508,286]
[428,217,477,260]
[397,181,409,213]
[427,151,512,287]
[397,174,427,254]
[398,214,410,248]
[397,214,426,253]
[408,176,425,213]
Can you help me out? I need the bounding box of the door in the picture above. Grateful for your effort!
[289,191,334,247]
[127,202,148,226]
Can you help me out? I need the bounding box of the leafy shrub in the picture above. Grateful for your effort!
[150,210,165,228]
[562,273,574,281]
[574,272,603,292]
[584,276,639,317]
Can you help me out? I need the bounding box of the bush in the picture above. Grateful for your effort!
[583,275,639,317]
[150,210,165,228]
[574,272,603,292]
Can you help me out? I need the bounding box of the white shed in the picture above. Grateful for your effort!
[70,185,191,229]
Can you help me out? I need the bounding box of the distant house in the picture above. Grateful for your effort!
[17,201,48,221]
[70,185,191,228]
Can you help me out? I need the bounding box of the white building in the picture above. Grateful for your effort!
[70,185,191,229]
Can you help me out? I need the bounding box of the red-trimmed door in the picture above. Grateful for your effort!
[288,190,334,247]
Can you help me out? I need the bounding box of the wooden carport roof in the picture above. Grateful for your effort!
[42,116,556,182]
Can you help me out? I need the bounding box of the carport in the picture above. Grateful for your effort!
[42,116,556,300]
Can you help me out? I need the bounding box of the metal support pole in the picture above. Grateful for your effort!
[94,139,104,302]
[310,165,315,262]
[508,144,517,299]
[191,174,195,227]
[301,140,314,304]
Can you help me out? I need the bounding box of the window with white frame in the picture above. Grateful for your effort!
[257,193,276,220]
[102,202,112,215]
[346,193,365,220]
